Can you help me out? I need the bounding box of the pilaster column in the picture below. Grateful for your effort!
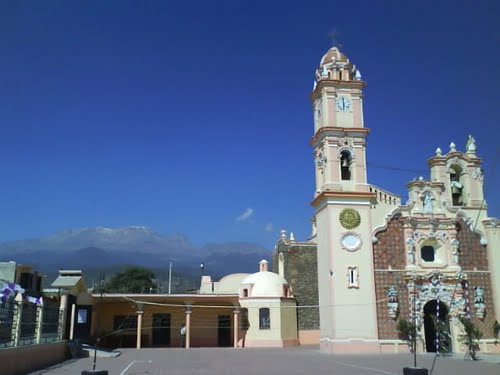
[233,308,240,348]
[58,293,68,340]
[35,303,44,344]
[136,304,144,349]
[185,306,192,348]
[483,219,500,321]
[12,293,23,347]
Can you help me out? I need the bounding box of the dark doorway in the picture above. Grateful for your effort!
[423,300,451,353]
[218,315,231,347]
[152,313,171,347]
[73,305,92,342]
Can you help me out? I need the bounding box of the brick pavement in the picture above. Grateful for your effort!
[29,347,500,375]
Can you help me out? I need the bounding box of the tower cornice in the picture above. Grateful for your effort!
[310,127,370,146]
[311,80,365,101]
[310,191,376,208]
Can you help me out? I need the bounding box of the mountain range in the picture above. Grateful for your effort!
[0,226,273,291]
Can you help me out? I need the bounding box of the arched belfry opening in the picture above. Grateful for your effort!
[449,165,464,206]
[423,300,451,353]
[340,150,352,181]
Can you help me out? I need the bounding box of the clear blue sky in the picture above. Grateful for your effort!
[0,1,499,248]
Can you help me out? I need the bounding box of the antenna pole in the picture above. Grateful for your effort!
[168,261,172,295]
[413,273,417,368]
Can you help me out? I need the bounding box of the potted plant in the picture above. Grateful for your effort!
[397,319,428,375]
[493,320,499,345]
[458,316,482,360]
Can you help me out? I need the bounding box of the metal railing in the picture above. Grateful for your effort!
[0,299,62,349]
[0,301,15,348]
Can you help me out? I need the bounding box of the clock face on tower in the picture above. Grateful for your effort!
[335,96,351,112]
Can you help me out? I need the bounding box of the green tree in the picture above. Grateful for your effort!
[431,315,451,354]
[104,266,156,293]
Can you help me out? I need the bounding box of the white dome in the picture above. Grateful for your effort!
[218,273,250,294]
[241,271,289,298]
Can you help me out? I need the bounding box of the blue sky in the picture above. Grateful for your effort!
[0,1,499,248]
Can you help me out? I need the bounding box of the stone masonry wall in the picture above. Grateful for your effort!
[273,240,319,330]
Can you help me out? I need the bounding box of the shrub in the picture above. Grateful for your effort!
[458,317,482,360]
[397,319,418,353]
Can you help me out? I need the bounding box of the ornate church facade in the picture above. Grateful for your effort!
[274,46,500,354]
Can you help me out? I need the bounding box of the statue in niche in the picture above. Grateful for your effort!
[406,237,416,264]
[422,192,434,214]
[474,287,484,304]
[386,286,399,319]
[474,286,486,319]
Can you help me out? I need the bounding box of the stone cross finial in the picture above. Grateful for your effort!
[328,29,342,49]
[465,135,476,154]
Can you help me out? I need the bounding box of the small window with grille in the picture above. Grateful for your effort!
[259,308,270,330]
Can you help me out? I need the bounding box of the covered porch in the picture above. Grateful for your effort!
[89,294,247,349]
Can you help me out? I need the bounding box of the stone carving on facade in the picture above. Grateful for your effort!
[340,232,362,252]
[465,135,476,154]
[413,229,448,245]
[421,192,434,214]
[451,239,460,264]
[472,167,482,180]
[407,272,467,333]
[406,237,416,265]
[386,285,399,319]
[339,137,354,148]
[339,208,361,230]
[315,151,327,168]
[474,286,486,319]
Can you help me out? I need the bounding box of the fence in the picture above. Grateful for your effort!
[0,298,61,349]
[0,301,15,348]
[41,300,60,343]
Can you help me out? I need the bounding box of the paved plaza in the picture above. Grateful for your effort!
[29,347,500,375]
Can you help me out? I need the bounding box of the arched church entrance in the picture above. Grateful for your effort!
[423,300,451,353]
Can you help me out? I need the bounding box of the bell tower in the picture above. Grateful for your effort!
[311,46,379,353]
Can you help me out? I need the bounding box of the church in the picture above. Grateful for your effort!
[14,46,498,356]
[273,46,500,354]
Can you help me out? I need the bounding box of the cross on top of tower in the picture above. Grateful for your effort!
[328,29,343,49]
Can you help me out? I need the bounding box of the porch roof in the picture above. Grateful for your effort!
[91,293,240,306]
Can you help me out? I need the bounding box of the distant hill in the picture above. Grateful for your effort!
[0,226,272,291]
